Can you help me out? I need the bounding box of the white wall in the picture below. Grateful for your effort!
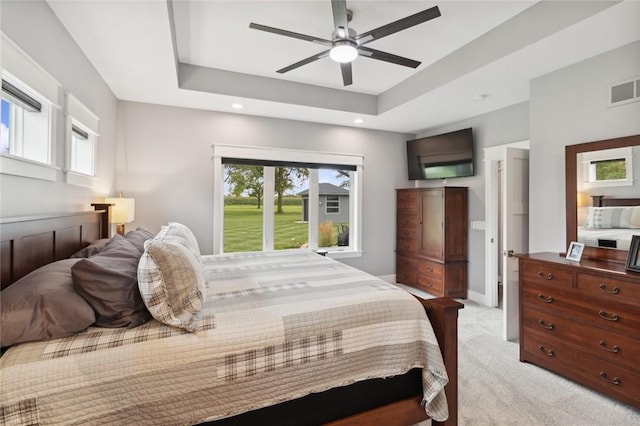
[116,101,413,276]
[412,102,530,296]
[529,41,640,253]
[0,0,118,216]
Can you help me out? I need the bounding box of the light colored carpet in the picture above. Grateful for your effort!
[398,286,640,426]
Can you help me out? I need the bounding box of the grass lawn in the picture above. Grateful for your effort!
[224,204,309,252]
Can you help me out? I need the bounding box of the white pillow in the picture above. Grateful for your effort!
[137,239,205,332]
[630,206,640,228]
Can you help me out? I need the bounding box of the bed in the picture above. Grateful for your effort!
[0,208,462,426]
[578,196,640,250]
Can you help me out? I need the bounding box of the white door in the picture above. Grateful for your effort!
[502,147,529,341]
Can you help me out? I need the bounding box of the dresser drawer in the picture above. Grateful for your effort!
[522,304,640,373]
[522,331,640,408]
[521,285,640,338]
[417,274,444,295]
[577,272,640,307]
[397,191,417,210]
[418,260,443,279]
[521,261,573,288]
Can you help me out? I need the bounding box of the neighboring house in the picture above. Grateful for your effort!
[297,183,349,224]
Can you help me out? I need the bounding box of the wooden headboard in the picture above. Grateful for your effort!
[0,206,110,290]
[592,195,640,207]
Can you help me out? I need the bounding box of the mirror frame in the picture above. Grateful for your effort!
[565,134,640,263]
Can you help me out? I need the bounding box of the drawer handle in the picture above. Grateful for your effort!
[537,271,553,280]
[599,340,620,353]
[538,345,554,357]
[537,320,554,330]
[599,371,621,386]
[537,293,553,303]
[424,281,433,287]
[598,310,619,322]
[426,267,433,272]
[598,283,620,295]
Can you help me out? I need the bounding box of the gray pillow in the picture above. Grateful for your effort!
[70,238,110,258]
[1,259,96,348]
[72,234,151,328]
[124,227,155,254]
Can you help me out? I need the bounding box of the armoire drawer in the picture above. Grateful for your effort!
[417,274,444,295]
[397,213,417,229]
[396,225,417,241]
[577,272,640,307]
[396,191,417,210]
[522,304,640,373]
[396,256,417,285]
[418,260,443,279]
[522,331,640,408]
[397,239,418,252]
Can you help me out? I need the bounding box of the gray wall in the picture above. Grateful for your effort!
[529,41,640,253]
[412,102,530,295]
[116,101,413,276]
[0,0,118,216]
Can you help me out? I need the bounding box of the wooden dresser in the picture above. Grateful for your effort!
[396,187,467,298]
[518,252,640,409]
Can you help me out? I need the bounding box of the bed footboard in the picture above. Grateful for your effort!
[419,296,464,426]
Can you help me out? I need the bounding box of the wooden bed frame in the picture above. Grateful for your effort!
[591,195,640,207]
[0,209,463,426]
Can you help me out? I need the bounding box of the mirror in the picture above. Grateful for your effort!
[566,134,640,263]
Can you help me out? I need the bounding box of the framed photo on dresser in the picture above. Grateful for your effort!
[566,241,585,262]
[625,235,640,272]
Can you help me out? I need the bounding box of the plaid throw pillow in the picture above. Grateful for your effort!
[137,240,205,332]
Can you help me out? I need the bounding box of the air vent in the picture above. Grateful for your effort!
[607,77,639,107]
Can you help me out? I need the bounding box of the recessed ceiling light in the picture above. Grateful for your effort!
[232,103,243,109]
[353,118,364,124]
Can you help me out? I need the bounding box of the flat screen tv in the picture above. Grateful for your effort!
[406,128,474,180]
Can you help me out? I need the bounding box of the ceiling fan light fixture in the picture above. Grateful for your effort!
[330,40,358,63]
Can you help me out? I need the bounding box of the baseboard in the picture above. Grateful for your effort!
[467,289,489,306]
[379,274,396,283]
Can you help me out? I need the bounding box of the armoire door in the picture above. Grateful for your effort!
[419,189,443,259]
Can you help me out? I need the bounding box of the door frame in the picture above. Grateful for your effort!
[483,141,530,308]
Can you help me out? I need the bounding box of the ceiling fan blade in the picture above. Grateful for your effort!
[357,46,421,68]
[249,23,332,46]
[355,6,441,45]
[277,50,331,74]
[331,0,349,34]
[340,62,353,86]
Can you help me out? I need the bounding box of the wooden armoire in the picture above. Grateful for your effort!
[395,187,468,298]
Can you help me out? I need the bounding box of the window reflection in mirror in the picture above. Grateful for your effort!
[576,146,640,251]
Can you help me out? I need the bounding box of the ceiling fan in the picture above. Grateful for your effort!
[249,0,441,86]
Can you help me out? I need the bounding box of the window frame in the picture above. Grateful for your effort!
[580,147,634,188]
[1,34,60,181]
[64,93,99,187]
[213,144,363,258]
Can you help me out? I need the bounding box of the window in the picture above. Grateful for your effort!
[65,94,99,187]
[1,77,51,164]
[326,196,340,214]
[1,34,60,181]
[580,147,634,188]
[213,145,362,257]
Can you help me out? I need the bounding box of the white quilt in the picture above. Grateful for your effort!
[0,250,448,425]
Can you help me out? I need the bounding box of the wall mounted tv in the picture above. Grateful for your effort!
[406,127,474,180]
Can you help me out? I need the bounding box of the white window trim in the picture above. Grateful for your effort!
[1,33,61,180]
[212,144,363,258]
[64,93,99,187]
[580,147,634,189]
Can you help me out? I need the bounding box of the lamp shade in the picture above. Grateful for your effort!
[105,197,135,224]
